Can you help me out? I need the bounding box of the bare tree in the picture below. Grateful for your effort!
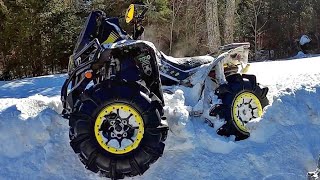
[247,0,267,60]
[206,0,221,52]
[223,0,236,45]
[169,0,184,55]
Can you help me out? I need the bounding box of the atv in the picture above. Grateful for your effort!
[61,4,269,179]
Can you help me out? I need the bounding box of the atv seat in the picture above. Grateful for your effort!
[161,53,213,71]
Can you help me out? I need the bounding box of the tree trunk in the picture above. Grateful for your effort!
[169,1,175,55]
[223,0,236,45]
[206,0,221,52]
[254,14,258,60]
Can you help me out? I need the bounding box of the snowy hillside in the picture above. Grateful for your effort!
[0,57,320,180]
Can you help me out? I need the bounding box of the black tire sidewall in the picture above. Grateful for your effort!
[70,82,166,178]
[87,98,159,158]
[219,74,269,139]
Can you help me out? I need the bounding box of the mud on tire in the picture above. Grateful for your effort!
[210,74,269,141]
[68,81,168,179]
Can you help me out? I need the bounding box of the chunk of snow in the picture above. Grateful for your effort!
[300,35,311,45]
[293,51,308,59]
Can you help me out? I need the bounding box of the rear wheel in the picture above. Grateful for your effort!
[210,74,269,140]
[68,82,168,179]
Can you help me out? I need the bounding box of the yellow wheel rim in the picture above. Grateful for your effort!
[94,103,144,155]
[232,92,263,133]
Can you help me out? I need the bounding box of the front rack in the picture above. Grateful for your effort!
[62,38,102,114]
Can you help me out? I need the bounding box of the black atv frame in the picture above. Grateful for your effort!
[61,38,165,117]
[60,7,171,179]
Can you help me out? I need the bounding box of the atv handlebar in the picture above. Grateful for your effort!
[138,7,148,20]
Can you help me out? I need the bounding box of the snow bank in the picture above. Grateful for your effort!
[0,58,320,179]
[0,74,66,98]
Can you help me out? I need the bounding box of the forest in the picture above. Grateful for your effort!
[0,0,319,80]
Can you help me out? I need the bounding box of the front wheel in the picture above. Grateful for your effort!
[68,82,168,179]
[210,74,269,140]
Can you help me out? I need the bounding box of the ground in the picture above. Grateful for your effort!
[0,57,319,180]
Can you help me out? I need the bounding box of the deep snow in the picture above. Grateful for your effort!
[0,57,320,180]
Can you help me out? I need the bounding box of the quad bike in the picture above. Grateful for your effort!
[61,3,269,179]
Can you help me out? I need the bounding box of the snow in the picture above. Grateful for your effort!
[300,35,311,46]
[293,51,309,59]
[161,53,213,66]
[0,57,320,179]
[291,52,320,60]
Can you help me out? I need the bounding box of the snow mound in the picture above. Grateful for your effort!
[293,51,308,59]
[0,58,320,179]
[162,89,195,151]
[248,86,320,143]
